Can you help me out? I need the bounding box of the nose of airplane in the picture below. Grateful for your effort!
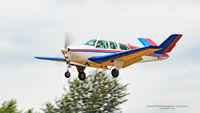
[67,46,74,52]
[61,48,70,58]
[63,46,78,53]
[61,48,69,53]
[66,45,79,50]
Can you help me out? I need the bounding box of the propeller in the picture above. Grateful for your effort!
[64,31,72,49]
[62,32,72,58]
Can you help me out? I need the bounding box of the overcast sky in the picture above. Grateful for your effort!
[0,0,200,113]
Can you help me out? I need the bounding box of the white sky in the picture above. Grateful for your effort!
[0,0,200,112]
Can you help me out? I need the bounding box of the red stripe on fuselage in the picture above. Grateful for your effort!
[70,49,122,52]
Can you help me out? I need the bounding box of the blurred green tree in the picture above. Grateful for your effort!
[0,100,35,113]
[42,70,129,113]
[0,99,21,113]
[25,109,34,113]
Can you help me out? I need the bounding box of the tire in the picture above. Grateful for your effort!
[111,68,119,77]
[78,72,86,80]
[64,71,71,78]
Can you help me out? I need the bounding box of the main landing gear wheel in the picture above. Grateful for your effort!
[78,72,86,80]
[64,71,71,78]
[111,68,119,77]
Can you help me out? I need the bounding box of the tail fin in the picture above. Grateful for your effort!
[154,34,182,54]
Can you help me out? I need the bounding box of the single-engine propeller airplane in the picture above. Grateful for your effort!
[35,34,182,80]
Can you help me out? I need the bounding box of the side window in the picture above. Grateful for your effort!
[96,40,108,49]
[84,39,97,46]
[119,43,130,50]
[109,41,117,49]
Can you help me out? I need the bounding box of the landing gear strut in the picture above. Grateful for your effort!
[76,65,86,80]
[64,62,71,78]
[111,68,119,77]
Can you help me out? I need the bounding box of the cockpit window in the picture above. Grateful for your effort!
[96,40,108,49]
[119,43,130,50]
[109,41,117,49]
[84,39,97,46]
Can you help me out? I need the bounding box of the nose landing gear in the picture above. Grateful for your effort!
[64,71,71,78]
[64,62,71,78]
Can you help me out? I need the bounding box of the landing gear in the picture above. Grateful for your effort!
[64,64,86,80]
[76,65,86,80]
[111,68,119,77]
[78,72,86,80]
[64,62,71,78]
[64,71,71,78]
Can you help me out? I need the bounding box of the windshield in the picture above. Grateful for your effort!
[109,41,118,49]
[84,39,97,46]
[119,43,130,50]
[96,40,108,49]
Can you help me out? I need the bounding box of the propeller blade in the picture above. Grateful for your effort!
[64,31,72,49]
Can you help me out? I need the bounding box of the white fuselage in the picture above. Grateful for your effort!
[66,45,168,69]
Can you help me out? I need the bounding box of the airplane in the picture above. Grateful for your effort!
[34,34,182,80]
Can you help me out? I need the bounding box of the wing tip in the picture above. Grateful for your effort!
[34,56,66,61]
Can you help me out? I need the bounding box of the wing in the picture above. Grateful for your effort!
[88,46,161,68]
[34,56,86,67]
[34,56,66,62]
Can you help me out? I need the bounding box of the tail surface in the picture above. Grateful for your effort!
[138,34,182,54]
[154,34,182,54]
[138,38,158,46]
